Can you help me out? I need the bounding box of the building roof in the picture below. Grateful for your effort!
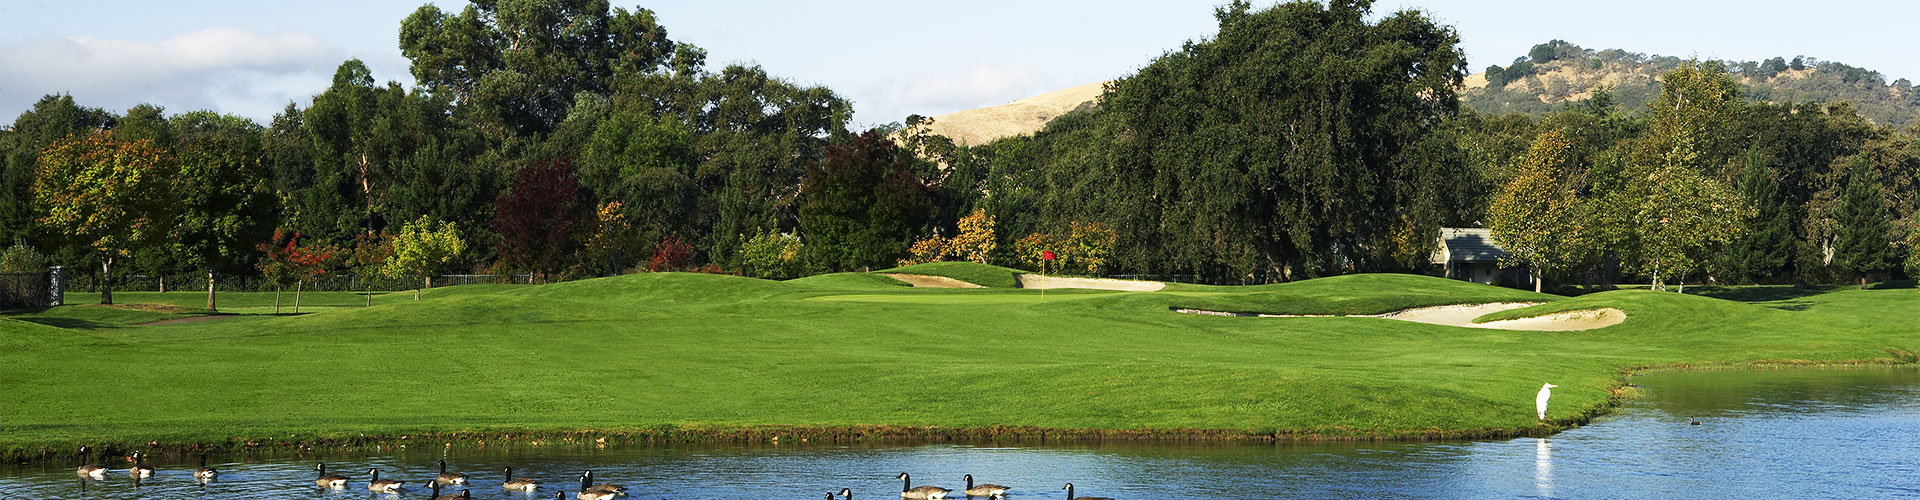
[1435,228,1510,264]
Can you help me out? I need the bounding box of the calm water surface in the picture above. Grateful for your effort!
[6,367,1916,498]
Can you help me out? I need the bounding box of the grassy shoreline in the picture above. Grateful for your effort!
[6,268,1916,466]
[0,421,1588,465]
[10,359,1909,466]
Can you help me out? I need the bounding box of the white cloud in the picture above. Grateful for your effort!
[0,28,406,124]
[854,65,1056,128]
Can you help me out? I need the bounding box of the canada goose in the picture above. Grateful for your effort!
[840,488,854,499]
[438,459,470,485]
[897,472,950,499]
[1062,483,1111,500]
[1691,417,1702,426]
[426,480,471,500]
[503,466,541,491]
[314,462,350,488]
[367,468,405,493]
[573,474,617,500]
[75,446,108,478]
[962,474,1009,498]
[580,470,626,496]
[129,451,155,478]
[192,454,217,481]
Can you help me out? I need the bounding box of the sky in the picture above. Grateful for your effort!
[2,0,1915,130]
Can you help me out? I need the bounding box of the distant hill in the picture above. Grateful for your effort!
[1464,40,1920,128]
[919,42,1918,145]
[915,81,1107,147]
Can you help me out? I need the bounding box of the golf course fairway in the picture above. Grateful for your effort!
[3,266,1916,461]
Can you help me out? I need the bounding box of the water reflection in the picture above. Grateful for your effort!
[1534,438,1550,499]
[4,367,1915,498]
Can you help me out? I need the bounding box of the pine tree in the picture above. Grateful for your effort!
[1719,151,1793,283]
[1833,157,1892,289]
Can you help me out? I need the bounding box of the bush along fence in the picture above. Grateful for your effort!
[0,267,65,310]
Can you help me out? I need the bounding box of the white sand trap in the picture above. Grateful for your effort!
[1367,302,1541,325]
[882,273,984,288]
[1016,274,1166,292]
[1468,308,1626,331]
[1174,302,1626,331]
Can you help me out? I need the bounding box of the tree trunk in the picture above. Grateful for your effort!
[1861,276,1868,290]
[294,280,303,313]
[206,266,217,311]
[273,285,282,314]
[366,284,373,307]
[99,253,114,305]
[1533,269,1543,293]
[158,273,165,293]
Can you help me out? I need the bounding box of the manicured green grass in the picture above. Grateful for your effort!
[784,272,914,290]
[3,271,1916,458]
[875,261,1029,288]
[1162,273,1557,315]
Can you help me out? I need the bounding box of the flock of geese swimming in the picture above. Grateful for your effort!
[68,447,1115,499]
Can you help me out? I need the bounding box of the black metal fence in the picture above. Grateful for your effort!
[85,273,534,293]
[0,272,52,309]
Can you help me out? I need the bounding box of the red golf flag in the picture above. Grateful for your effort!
[1041,250,1057,261]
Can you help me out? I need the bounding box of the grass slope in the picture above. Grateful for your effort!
[3,273,1916,459]
[1163,273,1556,315]
[875,262,1028,288]
[784,272,914,290]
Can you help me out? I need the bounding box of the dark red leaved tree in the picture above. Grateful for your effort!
[256,228,333,313]
[492,158,591,281]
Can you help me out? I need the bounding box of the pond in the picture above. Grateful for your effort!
[5,367,1916,498]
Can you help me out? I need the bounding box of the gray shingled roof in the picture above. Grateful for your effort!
[1439,228,1509,263]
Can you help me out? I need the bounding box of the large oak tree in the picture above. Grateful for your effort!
[1094,0,1467,282]
[32,133,179,304]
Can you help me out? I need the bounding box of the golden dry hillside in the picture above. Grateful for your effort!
[918,81,1108,146]
[1463,43,1918,127]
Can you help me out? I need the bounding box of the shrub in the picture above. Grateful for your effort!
[950,210,996,263]
[737,231,804,280]
[0,239,48,273]
[899,235,949,267]
[1011,221,1116,275]
[648,236,693,272]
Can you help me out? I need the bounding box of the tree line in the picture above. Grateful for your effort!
[2,0,1916,308]
[903,2,1919,288]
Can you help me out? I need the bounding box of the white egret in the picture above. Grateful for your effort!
[1536,383,1558,420]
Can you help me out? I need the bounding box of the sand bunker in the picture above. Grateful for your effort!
[1370,302,1540,325]
[1016,274,1166,292]
[882,273,985,288]
[1174,302,1626,332]
[1469,307,1626,331]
